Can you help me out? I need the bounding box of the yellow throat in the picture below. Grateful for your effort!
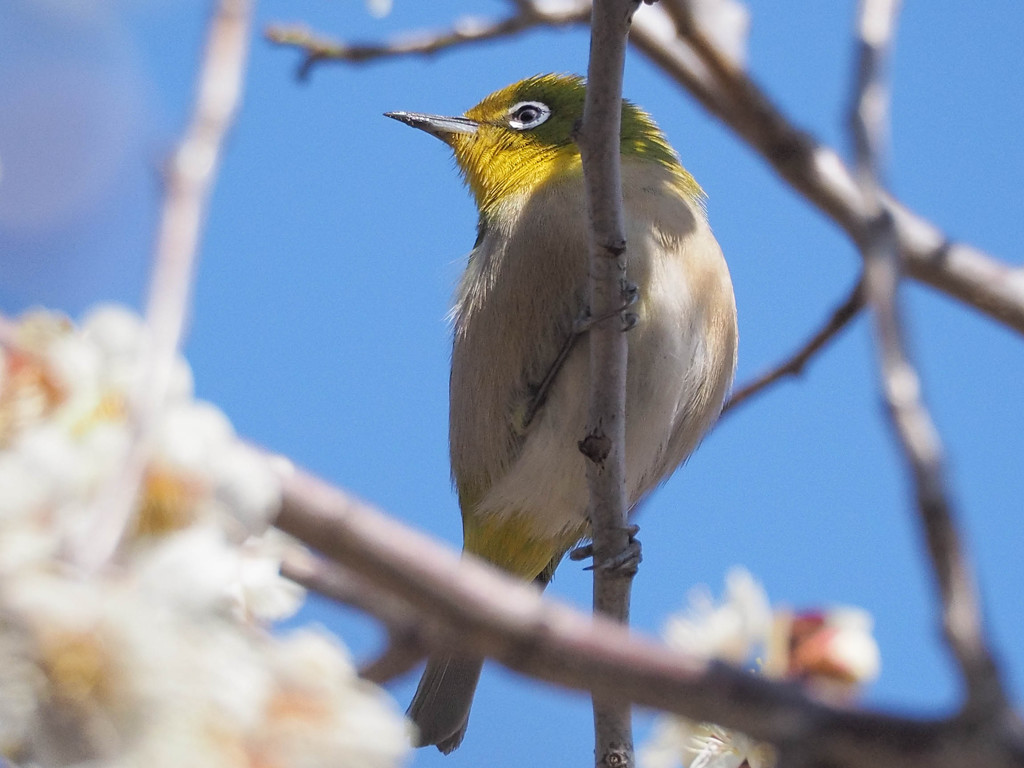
[387,73,704,222]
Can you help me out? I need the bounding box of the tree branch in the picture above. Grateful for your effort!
[273,464,1024,768]
[722,277,864,416]
[281,554,429,684]
[575,1,642,765]
[848,0,1008,717]
[265,3,591,80]
[628,5,1024,336]
[74,0,252,571]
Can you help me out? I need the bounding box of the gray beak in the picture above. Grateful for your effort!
[384,111,479,141]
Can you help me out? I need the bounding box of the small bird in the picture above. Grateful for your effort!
[386,74,737,753]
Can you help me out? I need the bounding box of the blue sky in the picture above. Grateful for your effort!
[1,1,1022,766]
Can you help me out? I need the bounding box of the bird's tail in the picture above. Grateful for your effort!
[407,653,484,754]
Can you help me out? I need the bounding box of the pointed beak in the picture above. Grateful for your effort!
[384,111,479,142]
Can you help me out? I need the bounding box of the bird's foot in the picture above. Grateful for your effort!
[569,524,642,576]
[574,281,639,334]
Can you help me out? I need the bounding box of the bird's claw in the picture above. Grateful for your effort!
[599,529,643,576]
[568,542,592,561]
[569,525,642,576]
[574,282,640,335]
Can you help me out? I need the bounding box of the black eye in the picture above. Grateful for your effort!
[507,100,551,130]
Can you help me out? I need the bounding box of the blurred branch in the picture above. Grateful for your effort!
[282,554,429,683]
[628,5,1024,336]
[265,2,590,80]
[659,0,748,89]
[357,630,430,685]
[76,0,252,571]
[722,277,864,416]
[848,0,1009,718]
[577,0,641,764]
[274,463,1024,768]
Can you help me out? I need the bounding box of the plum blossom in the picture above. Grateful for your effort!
[640,569,879,768]
[0,305,411,767]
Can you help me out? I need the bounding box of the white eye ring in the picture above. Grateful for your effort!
[507,100,551,130]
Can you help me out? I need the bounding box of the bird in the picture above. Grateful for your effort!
[385,73,737,753]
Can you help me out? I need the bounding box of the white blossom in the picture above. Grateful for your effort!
[640,569,879,768]
[767,606,881,695]
[821,607,881,683]
[365,0,393,18]
[0,305,411,767]
[642,718,776,768]
[253,630,414,768]
[662,567,771,664]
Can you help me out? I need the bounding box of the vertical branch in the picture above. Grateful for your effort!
[75,0,254,570]
[576,0,641,766]
[849,0,1006,715]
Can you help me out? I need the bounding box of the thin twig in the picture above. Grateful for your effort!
[659,0,747,85]
[73,0,252,571]
[358,631,430,685]
[272,463,1024,768]
[577,1,641,765]
[265,3,591,80]
[848,0,1006,716]
[722,278,864,415]
[282,554,429,683]
[628,6,1024,336]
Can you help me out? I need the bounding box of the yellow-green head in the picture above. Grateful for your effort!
[386,74,702,216]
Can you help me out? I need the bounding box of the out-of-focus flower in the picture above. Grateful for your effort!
[662,567,771,665]
[0,631,43,756]
[766,607,880,700]
[253,631,414,768]
[643,716,777,768]
[365,0,393,18]
[641,569,776,768]
[639,569,880,768]
[0,305,411,767]
[686,0,750,69]
[235,529,308,623]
